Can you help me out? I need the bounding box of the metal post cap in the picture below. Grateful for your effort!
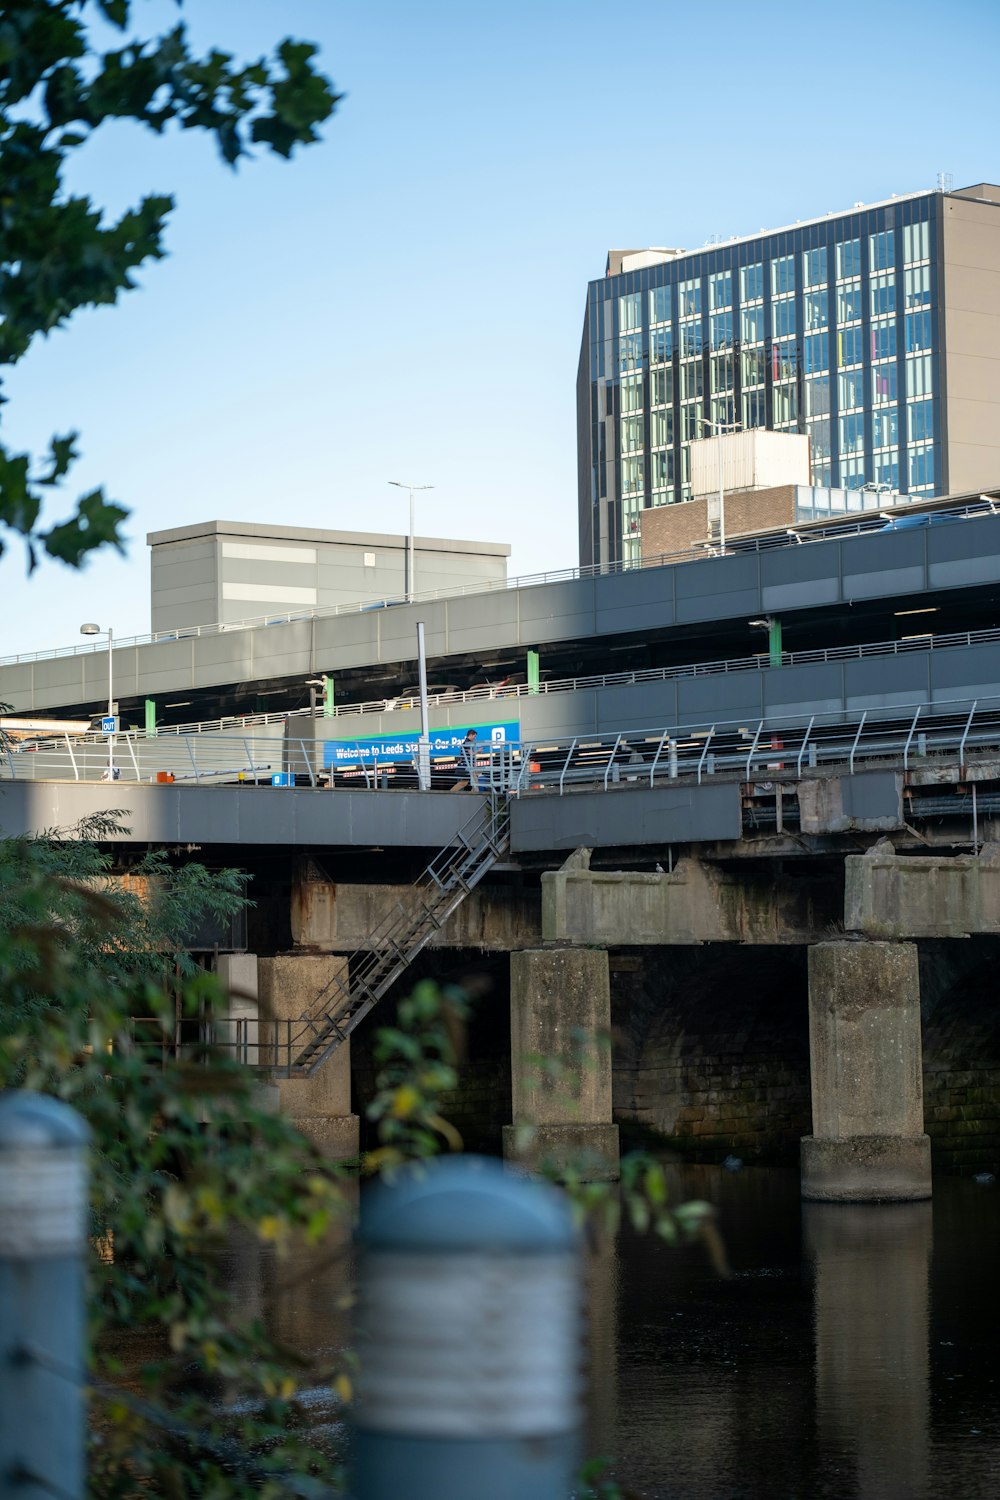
[0,1090,90,1150]
[358,1155,577,1253]
[0,1092,90,1258]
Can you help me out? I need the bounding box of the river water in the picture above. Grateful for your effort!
[248,1163,1000,1499]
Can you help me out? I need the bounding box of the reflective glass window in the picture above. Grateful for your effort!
[838,326,863,366]
[619,292,642,332]
[872,407,898,448]
[650,409,673,448]
[741,304,764,343]
[620,374,643,412]
[651,448,674,489]
[906,354,933,398]
[872,361,898,404]
[772,340,798,382]
[679,322,702,357]
[839,368,865,409]
[907,399,934,444]
[677,278,702,317]
[908,446,935,490]
[709,270,732,309]
[837,282,863,324]
[773,384,798,424]
[620,414,644,452]
[742,348,767,386]
[807,417,831,460]
[903,221,930,265]
[710,310,734,349]
[803,331,829,374]
[870,274,896,317]
[873,451,899,488]
[650,326,673,365]
[905,310,933,353]
[651,368,673,406]
[710,352,734,393]
[621,455,644,495]
[618,332,643,372]
[802,246,828,287]
[743,388,766,428]
[804,290,829,331]
[904,265,931,308]
[740,263,763,302]
[869,229,895,272]
[771,255,795,296]
[839,412,865,453]
[711,394,736,427]
[649,284,672,325]
[836,238,861,279]
[804,375,831,419]
[841,455,866,488]
[680,361,704,400]
[680,404,704,441]
[772,298,796,338]
[871,322,897,361]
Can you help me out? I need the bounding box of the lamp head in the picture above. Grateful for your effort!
[80,623,101,636]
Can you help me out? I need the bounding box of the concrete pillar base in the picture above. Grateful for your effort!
[288,1112,361,1161]
[502,1122,620,1181]
[801,1133,932,1202]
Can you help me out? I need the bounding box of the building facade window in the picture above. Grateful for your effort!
[583,193,943,567]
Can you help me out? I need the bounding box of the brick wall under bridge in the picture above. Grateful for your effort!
[338,938,1000,1174]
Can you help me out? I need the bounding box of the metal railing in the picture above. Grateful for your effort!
[8,694,1000,800]
[10,618,999,748]
[3,494,996,670]
[0,728,521,791]
[118,621,1000,739]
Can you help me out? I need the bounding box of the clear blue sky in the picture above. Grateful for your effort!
[3,0,999,656]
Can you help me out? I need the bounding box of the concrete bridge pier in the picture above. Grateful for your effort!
[502,948,620,1180]
[258,955,360,1159]
[801,942,931,1201]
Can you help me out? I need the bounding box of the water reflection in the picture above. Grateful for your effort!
[601,1164,999,1499]
[136,1165,999,1498]
[805,1201,932,1500]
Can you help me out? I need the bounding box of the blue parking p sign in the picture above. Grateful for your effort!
[101,716,118,735]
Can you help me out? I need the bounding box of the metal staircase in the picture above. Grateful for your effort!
[288,795,511,1075]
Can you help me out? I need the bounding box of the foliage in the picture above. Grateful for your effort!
[0,824,352,1497]
[0,822,724,1496]
[0,0,339,570]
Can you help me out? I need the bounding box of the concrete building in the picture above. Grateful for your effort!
[149,519,511,634]
[579,181,1000,568]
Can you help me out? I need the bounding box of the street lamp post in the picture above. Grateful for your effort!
[700,417,741,555]
[388,481,433,603]
[80,622,114,777]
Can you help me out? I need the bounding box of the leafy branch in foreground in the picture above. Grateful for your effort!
[0,0,340,570]
[0,827,352,1497]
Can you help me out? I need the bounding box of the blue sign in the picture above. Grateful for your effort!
[324,721,520,770]
[101,716,118,735]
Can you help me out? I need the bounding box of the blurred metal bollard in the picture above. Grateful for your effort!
[352,1156,582,1500]
[0,1092,90,1499]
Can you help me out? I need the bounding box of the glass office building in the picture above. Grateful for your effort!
[577,184,1000,568]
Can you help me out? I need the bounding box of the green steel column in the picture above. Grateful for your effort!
[323,674,335,716]
[144,699,157,737]
[768,617,783,668]
[527,650,540,695]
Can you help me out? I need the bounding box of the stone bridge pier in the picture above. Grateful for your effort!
[802,942,931,1201]
[216,952,360,1160]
